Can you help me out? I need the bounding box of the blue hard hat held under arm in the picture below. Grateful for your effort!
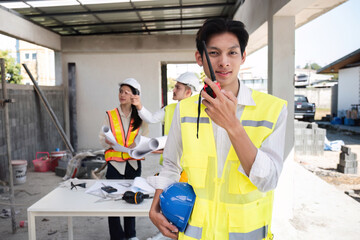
[159,182,196,232]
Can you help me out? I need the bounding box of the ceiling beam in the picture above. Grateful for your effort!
[24,3,234,17]
[65,26,201,36]
[49,16,218,29]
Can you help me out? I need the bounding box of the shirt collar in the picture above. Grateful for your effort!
[118,106,132,118]
[237,79,256,106]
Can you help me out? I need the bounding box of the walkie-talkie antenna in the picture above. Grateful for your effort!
[197,41,221,138]
[202,41,216,82]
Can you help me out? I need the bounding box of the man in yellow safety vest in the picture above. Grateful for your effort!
[132,72,200,164]
[148,18,288,240]
[133,73,199,240]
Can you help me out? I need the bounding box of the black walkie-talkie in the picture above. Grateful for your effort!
[202,41,221,98]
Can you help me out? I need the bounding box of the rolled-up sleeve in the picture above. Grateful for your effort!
[138,106,165,124]
[147,104,182,190]
[238,104,288,192]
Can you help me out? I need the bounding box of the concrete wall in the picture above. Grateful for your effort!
[61,35,196,150]
[0,84,66,182]
[338,66,360,116]
[295,87,333,109]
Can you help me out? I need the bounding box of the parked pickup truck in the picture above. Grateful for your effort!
[294,94,316,121]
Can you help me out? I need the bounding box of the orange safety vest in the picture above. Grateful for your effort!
[104,108,143,162]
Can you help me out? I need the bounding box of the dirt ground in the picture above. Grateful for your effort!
[294,128,360,202]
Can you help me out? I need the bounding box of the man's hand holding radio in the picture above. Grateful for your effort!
[201,78,238,130]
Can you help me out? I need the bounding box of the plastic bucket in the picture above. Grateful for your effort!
[33,152,51,172]
[50,151,67,172]
[11,160,28,185]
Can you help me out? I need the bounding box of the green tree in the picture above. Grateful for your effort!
[0,50,22,84]
[329,73,338,80]
[167,77,176,91]
[304,62,322,70]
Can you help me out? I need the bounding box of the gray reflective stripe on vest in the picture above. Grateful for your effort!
[181,117,210,124]
[229,225,268,240]
[184,224,202,239]
[242,120,273,129]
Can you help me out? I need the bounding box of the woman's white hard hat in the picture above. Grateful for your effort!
[119,78,141,95]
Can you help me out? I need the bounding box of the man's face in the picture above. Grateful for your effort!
[173,82,191,101]
[195,32,246,91]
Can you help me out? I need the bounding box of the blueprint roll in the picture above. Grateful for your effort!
[102,125,129,153]
[102,126,116,144]
[148,136,167,150]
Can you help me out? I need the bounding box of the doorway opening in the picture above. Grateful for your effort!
[161,63,203,107]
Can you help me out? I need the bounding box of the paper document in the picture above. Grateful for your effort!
[130,177,155,194]
[85,181,131,199]
[103,126,131,153]
[85,178,155,200]
[102,126,167,158]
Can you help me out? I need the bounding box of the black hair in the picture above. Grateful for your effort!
[196,18,249,57]
[120,84,142,131]
[177,82,193,93]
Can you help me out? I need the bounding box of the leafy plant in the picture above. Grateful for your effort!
[304,62,322,70]
[167,77,176,91]
[0,50,22,84]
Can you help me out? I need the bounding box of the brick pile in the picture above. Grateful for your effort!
[337,145,358,174]
[294,120,326,156]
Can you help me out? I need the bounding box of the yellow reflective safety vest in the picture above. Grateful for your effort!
[104,108,143,162]
[159,103,177,165]
[178,90,286,240]
[164,103,177,136]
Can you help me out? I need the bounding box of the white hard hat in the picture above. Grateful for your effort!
[119,78,141,95]
[176,72,200,92]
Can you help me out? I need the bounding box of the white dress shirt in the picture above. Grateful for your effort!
[99,106,149,175]
[138,106,165,124]
[150,80,288,192]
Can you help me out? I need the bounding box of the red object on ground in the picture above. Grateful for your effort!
[32,152,51,172]
[50,151,66,172]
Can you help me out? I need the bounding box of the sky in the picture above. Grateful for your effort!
[295,0,360,67]
[0,34,16,51]
[243,0,360,78]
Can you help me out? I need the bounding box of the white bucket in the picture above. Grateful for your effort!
[12,160,28,185]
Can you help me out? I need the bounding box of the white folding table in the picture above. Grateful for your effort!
[27,180,151,240]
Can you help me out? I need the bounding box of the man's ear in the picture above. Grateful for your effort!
[195,51,203,66]
[186,88,192,97]
[241,50,247,65]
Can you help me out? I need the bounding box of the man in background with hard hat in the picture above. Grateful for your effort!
[132,72,200,161]
[148,18,288,240]
[132,72,199,240]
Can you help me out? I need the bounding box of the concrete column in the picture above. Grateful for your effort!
[54,51,70,137]
[54,51,63,86]
[268,15,296,236]
[268,15,294,157]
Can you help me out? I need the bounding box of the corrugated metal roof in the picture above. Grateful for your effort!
[0,0,244,36]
